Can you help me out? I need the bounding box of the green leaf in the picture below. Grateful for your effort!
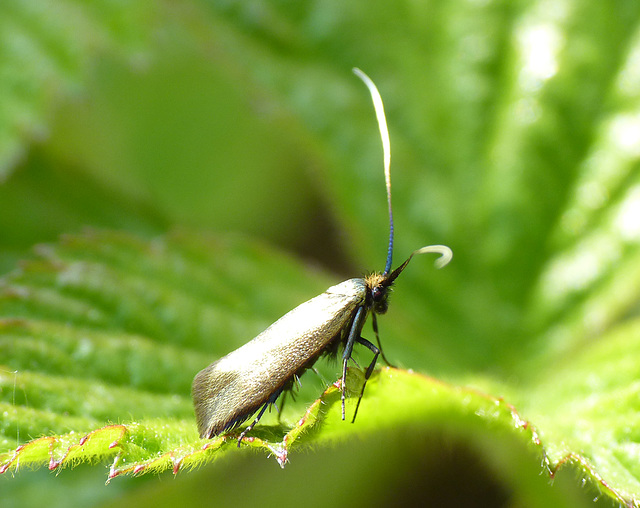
[0,0,159,180]
[0,231,334,472]
[0,224,634,505]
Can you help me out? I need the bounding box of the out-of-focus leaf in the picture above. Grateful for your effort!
[0,0,159,180]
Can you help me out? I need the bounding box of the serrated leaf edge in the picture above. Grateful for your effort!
[1,369,636,506]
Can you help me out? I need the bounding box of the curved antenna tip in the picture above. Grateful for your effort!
[413,245,453,269]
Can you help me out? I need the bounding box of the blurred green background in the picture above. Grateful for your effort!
[2,0,640,506]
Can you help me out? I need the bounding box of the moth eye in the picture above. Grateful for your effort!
[372,286,385,302]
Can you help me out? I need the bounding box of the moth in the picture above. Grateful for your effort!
[192,68,452,445]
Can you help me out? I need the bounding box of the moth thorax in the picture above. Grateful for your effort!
[365,272,391,314]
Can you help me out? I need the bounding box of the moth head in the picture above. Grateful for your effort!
[365,272,392,315]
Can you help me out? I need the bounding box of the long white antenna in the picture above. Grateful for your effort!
[352,68,394,275]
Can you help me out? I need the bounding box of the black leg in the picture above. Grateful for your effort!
[237,402,270,447]
[342,306,366,421]
[351,336,379,423]
[372,313,395,368]
[237,388,283,447]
